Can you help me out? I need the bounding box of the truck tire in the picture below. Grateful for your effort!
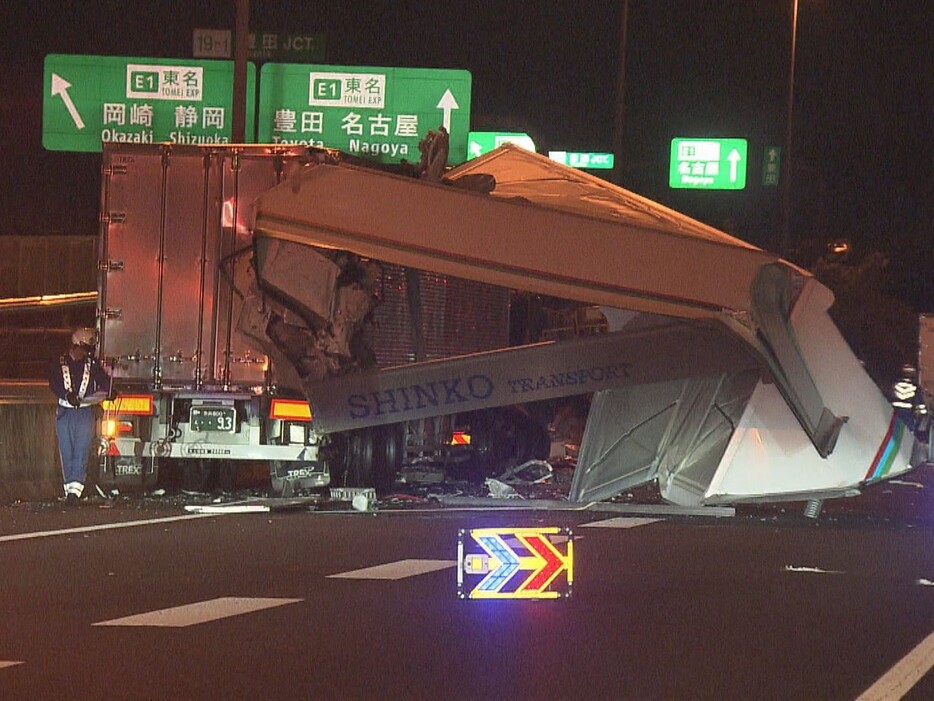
[319,433,351,487]
[345,429,375,488]
[373,424,404,493]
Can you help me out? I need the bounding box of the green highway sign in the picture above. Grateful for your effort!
[43,54,256,152]
[467,131,536,159]
[258,63,472,164]
[548,151,615,170]
[762,145,781,187]
[669,137,747,190]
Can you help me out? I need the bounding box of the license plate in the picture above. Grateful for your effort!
[190,406,236,433]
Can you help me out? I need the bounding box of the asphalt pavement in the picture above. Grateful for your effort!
[2,466,934,699]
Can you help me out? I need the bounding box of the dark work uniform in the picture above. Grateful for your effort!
[49,353,111,498]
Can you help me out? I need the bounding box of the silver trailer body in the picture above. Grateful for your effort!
[99,145,310,388]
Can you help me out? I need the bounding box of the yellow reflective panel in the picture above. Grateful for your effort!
[102,394,154,415]
[449,430,471,445]
[457,527,573,600]
[270,398,313,421]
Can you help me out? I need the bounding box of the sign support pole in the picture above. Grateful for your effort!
[611,0,629,186]
[781,0,799,255]
[232,0,249,143]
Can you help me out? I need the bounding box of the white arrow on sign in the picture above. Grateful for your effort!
[727,149,742,182]
[436,89,459,133]
[469,140,483,158]
[50,73,85,130]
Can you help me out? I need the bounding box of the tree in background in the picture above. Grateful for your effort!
[811,248,918,392]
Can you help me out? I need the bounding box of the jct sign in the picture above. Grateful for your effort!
[258,63,472,164]
[42,54,256,153]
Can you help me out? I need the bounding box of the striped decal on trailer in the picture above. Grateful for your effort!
[864,413,908,483]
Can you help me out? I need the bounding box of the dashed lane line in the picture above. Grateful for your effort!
[856,630,934,701]
[93,597,303,628]
[0,514,214,544]
[579,517,662,529]
[328,559,457,580]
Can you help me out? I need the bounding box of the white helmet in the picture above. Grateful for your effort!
[71,328,97,348]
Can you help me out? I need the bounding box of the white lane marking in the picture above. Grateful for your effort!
[328,559,456,580]
[0,661,24,670]
[93,597,302,628]
[579,517,661,529]
[856,630,934,701]
[784,565,844,575]
[184,504,270,514]
[0,514,214,544]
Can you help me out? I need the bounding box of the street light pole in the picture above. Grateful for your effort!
[781,0,799,256]
[611,0,630,186]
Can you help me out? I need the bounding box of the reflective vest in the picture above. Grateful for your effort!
[59,358,91,409]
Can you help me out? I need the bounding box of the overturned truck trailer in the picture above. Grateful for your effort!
[96,144,512,493]
[250,143,921,508]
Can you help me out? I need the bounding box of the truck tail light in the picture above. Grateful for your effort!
[270,398,312,422]
[101,419,134,439]
[102,394,154,415]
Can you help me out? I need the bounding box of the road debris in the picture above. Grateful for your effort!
[485,478,521,499]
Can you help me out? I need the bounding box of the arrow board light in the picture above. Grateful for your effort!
[457,527,573,600]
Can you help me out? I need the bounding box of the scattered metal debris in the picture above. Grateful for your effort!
[485,478,521,499]
[497,460,553,485]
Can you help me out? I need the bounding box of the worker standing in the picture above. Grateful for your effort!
[49,328,112,505]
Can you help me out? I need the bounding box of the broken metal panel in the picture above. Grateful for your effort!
[302,321,761,434]
[254,238,339,325]
[568,381,684,503]
[657,371,759,506]
[252,157,781,320]
[751,264,844,457]
[654,375,730,505]
[368,265,510,367]
[446,145,763,251]
[703,382,912,505]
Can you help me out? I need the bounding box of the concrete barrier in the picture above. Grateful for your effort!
[0,383,63,503]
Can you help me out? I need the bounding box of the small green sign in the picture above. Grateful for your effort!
[43,54,256,152]
[467,132,536,159]
[258,63,472,164]
[548,151,615,170]
[762,145,781,187]
[669,138,747,190]
[193,29,327,64]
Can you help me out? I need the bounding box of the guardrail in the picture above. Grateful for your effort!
[0,382,62,503]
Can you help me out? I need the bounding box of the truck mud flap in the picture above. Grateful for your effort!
[97,455,159,491]
[270,460,329,496]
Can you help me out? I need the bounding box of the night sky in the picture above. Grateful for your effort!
[1,1,931,283]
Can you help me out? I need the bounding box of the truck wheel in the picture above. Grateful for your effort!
[345,429,375,488]
[373,424,404,493]
[319,433,351,487]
